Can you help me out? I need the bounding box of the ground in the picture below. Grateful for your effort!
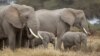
[0,36,100,56]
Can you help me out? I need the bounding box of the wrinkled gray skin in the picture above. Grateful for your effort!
[0,4,39,50]
[35,8,89,50]
[29,31,55,48]
[61,31,87,51]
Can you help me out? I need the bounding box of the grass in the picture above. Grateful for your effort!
[0,36,100,56]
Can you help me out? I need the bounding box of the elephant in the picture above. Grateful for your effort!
[0,37,8,50]
[61,31,87,51]
[35,8,90,50]
[27,31,55,48]
[0,4,40,50]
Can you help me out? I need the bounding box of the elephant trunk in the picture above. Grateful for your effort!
[81,17,90,35]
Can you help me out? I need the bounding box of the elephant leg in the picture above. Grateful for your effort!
[29,39,38,48]
[29,39,32,48]
[21,36,28,48]
[29,39,34,48]
[16,30,22,48]
[0,39,3,50]
[21,27,30,48]
[21,39,29,48]
[63,42,70,51]
[63,44,67,51]
[24,39,29,48]
[42,40,48,48]
[7,33,16,50]
[56,38,62,50]
[75,42,81,51]
[81,39,87,51]
[3,21,16,50]
[4,38,8,48]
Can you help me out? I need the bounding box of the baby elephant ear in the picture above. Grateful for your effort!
[4,5,23,28]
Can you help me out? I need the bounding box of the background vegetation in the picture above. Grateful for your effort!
[17,0,100,19]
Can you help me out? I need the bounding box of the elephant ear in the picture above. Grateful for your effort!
[4,5,23,28]
[60,8,76,26]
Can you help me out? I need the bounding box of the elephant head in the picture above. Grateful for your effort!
[3,4,39,38]
[60,8,90,35]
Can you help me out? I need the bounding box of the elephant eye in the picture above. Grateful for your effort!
[24,16,29,21]
[25,16,29,19]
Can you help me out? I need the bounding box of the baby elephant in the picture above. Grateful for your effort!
[32,31,55,48]
[61,31,87,51]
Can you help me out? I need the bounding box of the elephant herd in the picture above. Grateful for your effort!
[0,4,90,51]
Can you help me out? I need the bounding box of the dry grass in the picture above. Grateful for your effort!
[0,36,100,56]
[87,36,100,52]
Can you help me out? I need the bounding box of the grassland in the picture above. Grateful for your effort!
[0,36,100,56]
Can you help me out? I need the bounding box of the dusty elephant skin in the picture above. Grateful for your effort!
[0,4,39,50]
[61,32,87,51]
[36,8,90,50]
[29,31,55,48]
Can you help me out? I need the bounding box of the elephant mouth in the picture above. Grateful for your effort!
[28,28,43,39]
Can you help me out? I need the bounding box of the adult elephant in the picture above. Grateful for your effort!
[35,8,90,50]
[0,4,40,50]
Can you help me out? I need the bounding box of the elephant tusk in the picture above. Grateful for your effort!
[29,28,39,38]
[83,27,88,34]
[38,32,43,40]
